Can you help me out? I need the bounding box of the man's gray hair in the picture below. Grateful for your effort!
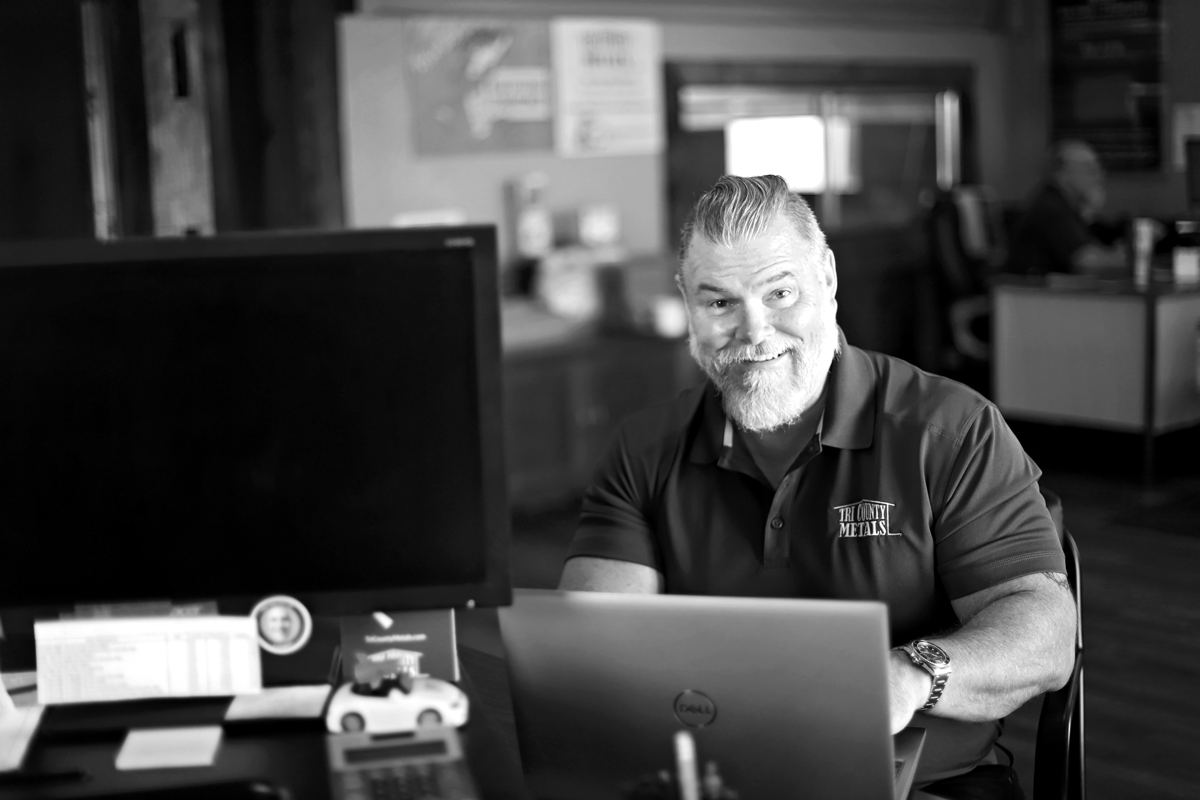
[1048,139,1099,175]
[678,174,827,265]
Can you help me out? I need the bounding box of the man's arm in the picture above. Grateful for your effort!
[887,571,1076,734]
[1071,241,1127,275]
[559,556,663,593]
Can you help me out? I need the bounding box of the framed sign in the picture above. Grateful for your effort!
[551,18,663,158]
[1050,0,1165,171]
[402,17,553,156]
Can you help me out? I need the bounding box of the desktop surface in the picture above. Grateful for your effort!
[0,646,527,800]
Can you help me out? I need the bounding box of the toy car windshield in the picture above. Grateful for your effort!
[350,673,415,697]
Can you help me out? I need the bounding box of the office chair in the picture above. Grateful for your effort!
[1034,489,1086,800]
[925,186,1006,390]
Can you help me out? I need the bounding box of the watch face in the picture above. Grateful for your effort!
[914,641,951,667]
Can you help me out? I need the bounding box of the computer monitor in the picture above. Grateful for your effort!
[0,226,510,621]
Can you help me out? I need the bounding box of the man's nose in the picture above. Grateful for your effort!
[736,303,774,346]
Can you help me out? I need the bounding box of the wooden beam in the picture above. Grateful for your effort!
[139,0,215,236]
[256,0,345,230]
[359,0,1011,32]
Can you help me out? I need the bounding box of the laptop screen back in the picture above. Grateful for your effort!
[499,589,897,800]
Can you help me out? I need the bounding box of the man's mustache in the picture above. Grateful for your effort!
[707,338,802,370]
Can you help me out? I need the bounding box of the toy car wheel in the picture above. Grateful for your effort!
[341,712,366,732]
[417,709,442,727]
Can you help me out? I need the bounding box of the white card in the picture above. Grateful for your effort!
[224,684,332,721]
[115,726,223,771]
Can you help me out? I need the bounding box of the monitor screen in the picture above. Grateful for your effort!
[0,226,510,617]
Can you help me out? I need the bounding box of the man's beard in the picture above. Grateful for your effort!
[689,310,839,433]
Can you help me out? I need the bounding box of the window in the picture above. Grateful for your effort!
[679,84,960,229]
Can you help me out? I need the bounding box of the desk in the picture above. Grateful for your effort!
[0,646,528,800]
[992,276,1200,483]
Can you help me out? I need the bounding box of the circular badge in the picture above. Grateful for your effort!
[673,690,717,728]
[251,595,313,656]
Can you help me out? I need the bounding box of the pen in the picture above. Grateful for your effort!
[674,730,700,800]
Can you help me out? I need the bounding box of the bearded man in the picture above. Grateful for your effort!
[559,175,1075,800]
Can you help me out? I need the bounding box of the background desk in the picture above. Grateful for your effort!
[992,277,1200,482]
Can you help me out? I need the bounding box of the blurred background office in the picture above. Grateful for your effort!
[1,1,1198,798]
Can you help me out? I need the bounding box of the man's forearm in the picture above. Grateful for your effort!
[559,556,663,593]
[894,577,1076,726]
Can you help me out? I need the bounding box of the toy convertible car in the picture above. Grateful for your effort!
[326,674,469,734]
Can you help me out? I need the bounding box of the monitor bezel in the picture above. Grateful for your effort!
[0,225,512,616]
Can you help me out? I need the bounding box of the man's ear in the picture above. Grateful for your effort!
[674,272,687,301]
[824,248,838,300]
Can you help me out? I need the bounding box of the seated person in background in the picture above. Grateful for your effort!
[561,175,1076,800]
[1006,139,1127,276]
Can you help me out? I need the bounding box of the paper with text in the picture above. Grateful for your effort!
[36,616,261,705]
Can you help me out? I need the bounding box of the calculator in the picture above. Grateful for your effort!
[326,726,479,800]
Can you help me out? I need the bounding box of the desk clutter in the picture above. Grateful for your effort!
[0,604,507,800]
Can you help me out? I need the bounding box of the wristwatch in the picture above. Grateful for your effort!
[894,640,953,711]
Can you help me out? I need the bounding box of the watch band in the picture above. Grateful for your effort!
[895,641,952,711]
[918,667,949,710]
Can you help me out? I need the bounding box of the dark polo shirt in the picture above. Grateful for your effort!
[567,340,1065,783]
[1005,180,1094,275]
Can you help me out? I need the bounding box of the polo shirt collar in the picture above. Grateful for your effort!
[820,332,876,450]
[688,382,727,465]
[687,329,876,463]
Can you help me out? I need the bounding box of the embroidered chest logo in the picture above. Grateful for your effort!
[833,499,900,538]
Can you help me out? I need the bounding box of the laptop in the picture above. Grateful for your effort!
[498,589,924,800]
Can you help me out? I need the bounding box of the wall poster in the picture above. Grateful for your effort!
[1050,0,1165,171]
[402,17,553,156]
[551,18,663,158]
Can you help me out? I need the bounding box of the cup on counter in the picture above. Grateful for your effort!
[1132,217,1158,286]
[1172,220,1200,284]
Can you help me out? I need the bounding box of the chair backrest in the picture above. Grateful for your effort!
[953,186,1007,265]
[926,185,1006,301]
[1035,488,1086,800]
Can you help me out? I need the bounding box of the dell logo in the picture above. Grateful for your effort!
[673,690,717,728]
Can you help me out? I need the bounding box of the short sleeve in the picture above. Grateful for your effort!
[566,425,663,570]
[934,404,1066,599]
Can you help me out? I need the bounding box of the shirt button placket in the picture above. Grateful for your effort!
[764,474,794,568]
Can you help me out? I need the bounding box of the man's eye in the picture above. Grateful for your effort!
[771,289,791,300]
[709,299,730,310]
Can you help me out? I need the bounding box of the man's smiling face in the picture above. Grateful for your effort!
[678,211,839,432]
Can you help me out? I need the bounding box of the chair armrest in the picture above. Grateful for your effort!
[948,295,990,361]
